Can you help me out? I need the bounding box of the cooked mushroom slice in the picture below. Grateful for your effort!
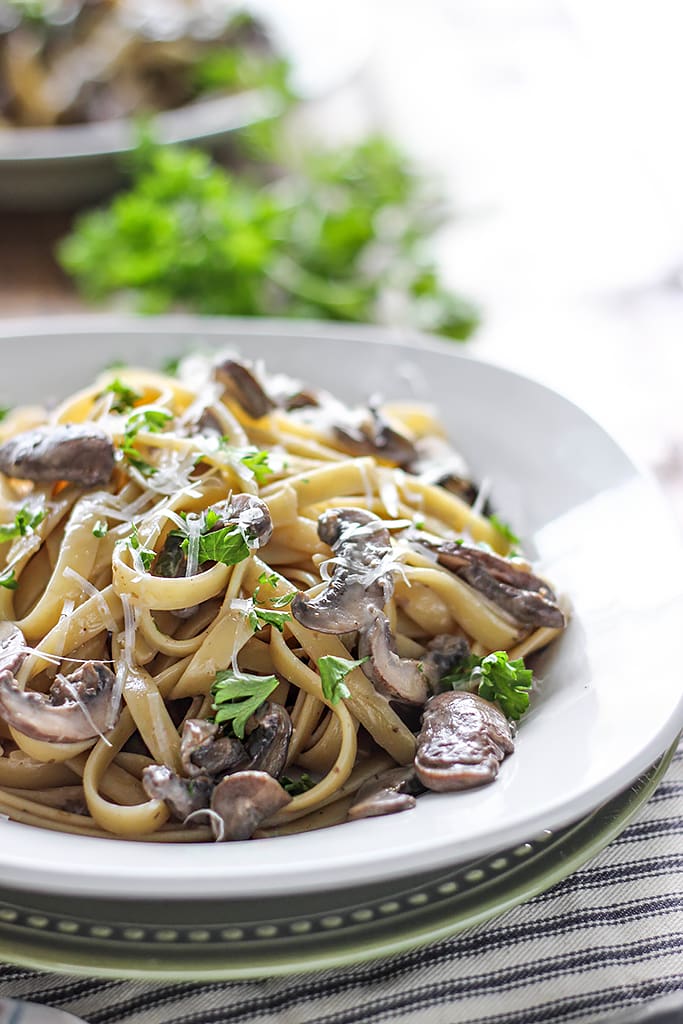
[180,718,219,777]
[347,766,423,821]
[0,424,115,487]
[226,493,273,549]
[245,701,292,778]
[412,537,564,629]
[142,765,212,820]
[0,661,119,744]
[360,615,469,704]
[189,733,248,778]
[291,508,394,634]
[210,770,291,841]
[415,691,514,792]
[213,358,276,420]
[333,406,417,467]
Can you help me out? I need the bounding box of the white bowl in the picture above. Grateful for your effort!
[0,314,681,900]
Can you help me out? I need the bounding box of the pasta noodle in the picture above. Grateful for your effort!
[0,352,567,842]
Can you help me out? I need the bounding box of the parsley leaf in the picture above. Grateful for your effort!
[258,570,279,589]
[58,135,479,342]
[0,506,46,543]
[0,568,18,590]
[240,449,272,485]
[211,670,279,739]
[101,378,142,414]
[317,655,367,705]
[120,407,172,477]
[128,524,156,572]
[0,407,11,422]
[489,514,520,547]
[443,651,533,720]
[194,524,250,567]
[248,607,291,633]
[92,520,109,538]
[281,773,315,796]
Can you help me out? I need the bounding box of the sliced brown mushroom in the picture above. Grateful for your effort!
[180,718,219,777]
[213,358,276,420]
[347,766,423,821]
[244,701,292,778]
[0,660,119,744]
[0,424,115,487]
[415,691,514,791]
[333,406,417,467]
[360,614,470,704]
[209,770,291,841]
[142,764,212,820]
[412,537,564,629]
[187,731,248,778]
[226,493,273,550]
[291,508,394,634]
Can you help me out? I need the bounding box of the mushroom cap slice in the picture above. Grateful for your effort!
[226,493,273,550]
[0,660,119,744]
[245,701,292,778]
[412,537,565,630]
[0,424,115,487]
[142,764,212,820]
[347,766,421,821]
[180,718,219,777]
[360,613,429,705]
[415,691,514,792]
[291,508,395,635]
[333,407,417,467]
[213,359,276,420]
[210,770,291,841]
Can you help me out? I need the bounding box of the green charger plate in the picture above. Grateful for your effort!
[0,742,675,981]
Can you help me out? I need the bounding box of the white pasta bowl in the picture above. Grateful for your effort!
[0,314,681,901]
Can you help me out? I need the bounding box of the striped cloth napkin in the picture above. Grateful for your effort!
[1,742,681,1024]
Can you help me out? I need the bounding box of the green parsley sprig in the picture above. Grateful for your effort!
[100,378,142,414]
[128,524,156,572]
[0,568,18,590]
[488,514,520,547]
[0,506,46,543]
[443,651,533,720]
[119,407,172,476]
[317,655,367,706]
[211,669,279,739]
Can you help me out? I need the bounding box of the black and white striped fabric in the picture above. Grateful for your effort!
[2,743,681,1024]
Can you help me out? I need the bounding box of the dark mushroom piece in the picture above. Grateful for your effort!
[227,493,273,550]
[0,424,115,487]
[0,660,119,744]
[333,406,417,468]
[291,508,395,634]
[347,766,423,821]
[185,727,248,779]
[244,701,292,778]
[359,615,469,704]
[411,536,565,630]
[210,770,291,841]
[213,358,276,420]
[142,764,212,820]
[415,691,514,791]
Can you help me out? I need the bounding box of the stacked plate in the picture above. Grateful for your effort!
[0,317,681,979]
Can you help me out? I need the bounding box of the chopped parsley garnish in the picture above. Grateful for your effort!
[101,378,142,414]
[281,773,315,796]
[489,514,520,547]
[317,655,367,705]
[92,520,109,538]
[128,524,156,572]
[0,407,11,422]
[248,607,291,633]
[173,508,251,569]
[258,570,279,589]
[120,407,172,477]
[211,670,279,739]
[0,506,46,543]
[0,568,18,590]
[443,651,533,721]
[162,356,181,377]
[239,448,273,485]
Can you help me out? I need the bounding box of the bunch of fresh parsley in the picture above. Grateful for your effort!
[59,133,479,340]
